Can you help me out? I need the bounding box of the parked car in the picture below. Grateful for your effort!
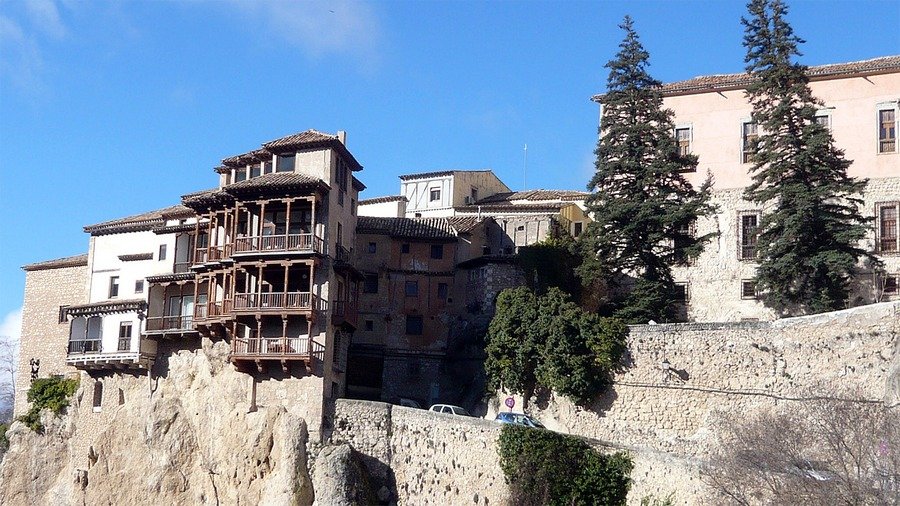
[495,412,545,428]
[428,404,471,416]
[399,398,422,409]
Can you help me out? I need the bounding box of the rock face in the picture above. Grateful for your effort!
[0,340,315,505]
[311,444,379,506]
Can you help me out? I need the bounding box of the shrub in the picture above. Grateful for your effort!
[0,422,8,453]
[498,424,632,505]
[17,377,79,433]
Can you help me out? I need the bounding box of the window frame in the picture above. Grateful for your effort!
[367,242,377,254]
[741,120,759,164]
[877,103,898,154]
[109,276,120,298]
[673,282,689,303]
[158,244,167,261]
[437,282,449,301]
[118,321,132,351]
[430,244,444,260]
[405,280,419,297]
[741,279,759,300]
[134,280,144,294]
[738,211,762,261]
[429,187,441,202]
[674,123,693,160]
[876,201,899,254]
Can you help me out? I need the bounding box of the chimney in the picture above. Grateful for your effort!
[337,130,347,145]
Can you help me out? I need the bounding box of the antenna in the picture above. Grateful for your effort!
[523,143,528,190]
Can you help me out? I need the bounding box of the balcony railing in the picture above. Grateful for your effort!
[233,292,315,311]
[233,336,311,356]
[194,300,232,320]
[233,233,324,255]
[145,315,194,332]
[194,245,230,264]
[335,244,352,263]
[118,338,131,351]
[68,339,101,354]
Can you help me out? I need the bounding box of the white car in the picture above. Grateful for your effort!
[428,404,471,416]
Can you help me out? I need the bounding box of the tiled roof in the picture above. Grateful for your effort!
[446,216,483,234]
[359,195,408,205]
[592,55,900,100]
[221,129,363,171]
[84,205,193,236]
[352,176,366,192]
[66,299,146,317]
[22,253,88,271]
[398,169,493,181]
[456,202,570,214]
[475,189,590,205]
[181,188,233,209]
[224,172,322,193]
[356,217,459,240]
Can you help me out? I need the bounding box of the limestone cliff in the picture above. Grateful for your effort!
[0,340,315,505]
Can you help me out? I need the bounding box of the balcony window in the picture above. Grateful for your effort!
[118,322,132,351]
[234,168,247,182]
[109,276,120,298]
[675,126,692,156]
[276,154,295,172]
[249,164,261,178]
[879,108,897,153]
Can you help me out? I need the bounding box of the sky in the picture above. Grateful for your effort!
[0,0,898,344]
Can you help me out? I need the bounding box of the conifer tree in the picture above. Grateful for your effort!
[741,0,871,315]
[579,16,714,323]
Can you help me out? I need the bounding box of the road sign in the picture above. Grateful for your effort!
[504,397,515,410]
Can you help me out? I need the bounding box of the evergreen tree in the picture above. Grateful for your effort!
[579,16,714,323]
[742,0,872,315]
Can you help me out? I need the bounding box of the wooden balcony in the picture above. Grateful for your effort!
[194,245,231,264]
[232,292,317,313]
[66,339,155,370]
[193,300,233,322]
[233,233,324,256]
[144,315,198,337]
[231,337,325,372]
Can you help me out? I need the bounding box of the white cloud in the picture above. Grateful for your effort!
[227,0,382,68]
[0,14,46,95]
[25,0,67,39]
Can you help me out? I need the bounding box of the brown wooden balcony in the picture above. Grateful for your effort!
[233,233,324,256]
[232,336,323,358]
[194,300,233,322]
[144,315,198,336]
[232,291,317,313]
[194,245,231,264]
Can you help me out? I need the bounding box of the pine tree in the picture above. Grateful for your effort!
[579,16,714,323]
[742,0,872,315]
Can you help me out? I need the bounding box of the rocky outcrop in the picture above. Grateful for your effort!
[311,444,379,505]
[0,340,315,505]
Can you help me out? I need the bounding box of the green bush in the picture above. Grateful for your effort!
[17,377,79,433]
[0,422,9,453]
[498,424,632,505]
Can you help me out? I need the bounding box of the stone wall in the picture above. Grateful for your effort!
[674,176,900,322]
[15,261,89,417]
[519,301,899,460]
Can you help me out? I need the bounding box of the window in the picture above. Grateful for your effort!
[431,244,444,259]
[276,154,295,172]
[742,280,759,300]
[438,283,449,300]
[878,108,897,153]
[368,242,377,254]
[739,213,761,260]
[405,315,424,335]
[351,199,356,215]
[363,274,379,294]
[673,283,689,303]
[58,305,69,324]
[877,202,899,253]
[884,275,898,295]
[405,280,418,297]
[573,222,583,238]
[118,322,132,351]
[471,187,479,202]
[741,121,758,163]
[429,188,441,202]
[338,190,345,207]
[814,113,831,129]
[675,126,691,156]
[158,244,167,261]
[364,320,374,332]
[109,276,120,298]
[674,220,697,264]
[401,243,410,254]
[135,280,144,294]
[249,164,261,178]
[234,168,247,182]
[92,381,103,412]
[263,161,273,174]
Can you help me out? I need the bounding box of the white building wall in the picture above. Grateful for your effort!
[402,176,454,217]
[358,200,406,218]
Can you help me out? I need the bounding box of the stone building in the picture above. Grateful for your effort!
[593,55,900,321]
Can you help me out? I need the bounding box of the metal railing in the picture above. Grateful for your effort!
[117,338,131,351]
[68,339,101,354]
[233,292,314,311]
[233,233,324,254]
[145,315,194,332]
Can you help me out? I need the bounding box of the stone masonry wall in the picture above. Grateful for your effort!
[522,300,899,460]
[14,263,89,417]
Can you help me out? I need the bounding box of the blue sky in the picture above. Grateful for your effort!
[1,0,898,337]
